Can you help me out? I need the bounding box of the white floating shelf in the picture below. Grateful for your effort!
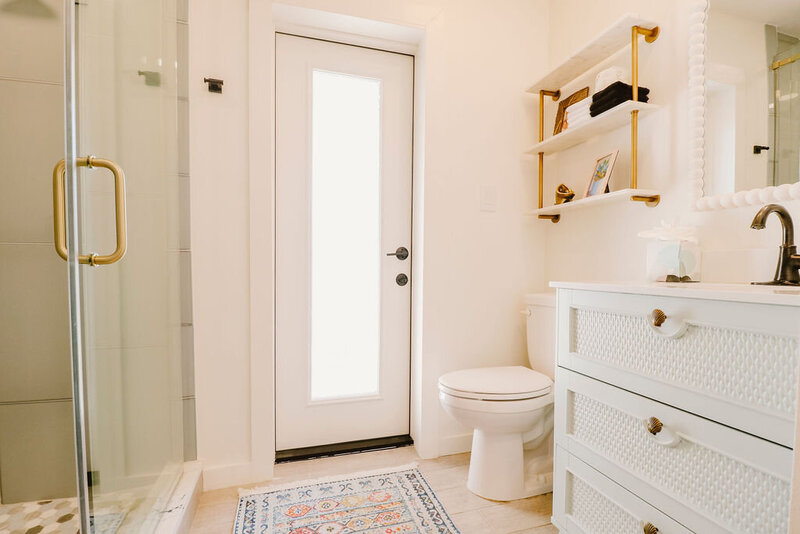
[526,101,659,155]
[526,188,661,217]
[526,14,657,94]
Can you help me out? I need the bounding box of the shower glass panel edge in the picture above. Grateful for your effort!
[64,0,91,531]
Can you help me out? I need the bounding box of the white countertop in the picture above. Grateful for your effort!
[549,281,800,307]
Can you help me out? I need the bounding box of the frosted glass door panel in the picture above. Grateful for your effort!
[310,71,382,401]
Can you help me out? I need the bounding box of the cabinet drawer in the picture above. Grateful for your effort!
[553,445,692,534]
[556,289,800,446]
[555,368,792,534]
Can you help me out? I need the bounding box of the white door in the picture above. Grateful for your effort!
[275,34,414,451]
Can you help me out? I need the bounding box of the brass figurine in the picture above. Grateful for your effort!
[555,184,575,205]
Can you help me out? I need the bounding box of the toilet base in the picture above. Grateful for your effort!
[466,430,553,501]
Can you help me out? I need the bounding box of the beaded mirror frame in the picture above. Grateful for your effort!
[689,0,800,211]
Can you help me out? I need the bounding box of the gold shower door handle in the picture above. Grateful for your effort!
[53,156,128,266]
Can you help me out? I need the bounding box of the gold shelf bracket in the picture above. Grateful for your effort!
[538,214,560,224]
[639,26,659,43]
[631,194,660,207]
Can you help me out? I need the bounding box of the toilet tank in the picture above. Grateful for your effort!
[524,293,556,380]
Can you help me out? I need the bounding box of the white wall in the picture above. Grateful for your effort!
[540,0,798,288]
[190,0,800,490]
[190,0,550,488]
[189,0,254,487]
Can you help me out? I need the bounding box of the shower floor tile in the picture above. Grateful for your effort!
[0,494,135,534]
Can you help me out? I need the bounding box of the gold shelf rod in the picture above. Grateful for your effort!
[538,89,560,222]
[631,25,659,191]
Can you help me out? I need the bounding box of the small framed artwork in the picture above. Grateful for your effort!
[584,150,618,198]
[553,87,589,135]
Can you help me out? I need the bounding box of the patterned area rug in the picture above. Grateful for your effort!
[234,464,460,534]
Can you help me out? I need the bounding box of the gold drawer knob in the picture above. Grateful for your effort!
[647,417,663,435]
[650,309,667,327]
[643,523,659,534]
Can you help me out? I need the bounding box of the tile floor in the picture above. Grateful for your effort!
[0,491,142,534]
[189,446,557,534]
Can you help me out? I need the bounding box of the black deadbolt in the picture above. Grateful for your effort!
[396,273,409,286]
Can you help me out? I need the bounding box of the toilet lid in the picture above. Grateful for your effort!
[438,366,552,401]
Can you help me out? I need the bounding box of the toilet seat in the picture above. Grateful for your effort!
[438,366,552,401]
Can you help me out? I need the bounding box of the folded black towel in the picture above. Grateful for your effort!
[590,93,649,116]
[592,81,650,104]
[592,90,649,110]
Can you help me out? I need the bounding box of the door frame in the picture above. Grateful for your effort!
[240,2,439,488]
[273,31,414,452]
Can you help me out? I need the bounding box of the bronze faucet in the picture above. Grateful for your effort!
[750,204,800,285]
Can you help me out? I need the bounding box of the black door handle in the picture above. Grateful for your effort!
[386,247,409,260]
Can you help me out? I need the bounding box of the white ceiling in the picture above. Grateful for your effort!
[713,0,800,38]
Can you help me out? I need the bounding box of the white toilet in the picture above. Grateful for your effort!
[438,293,555,501]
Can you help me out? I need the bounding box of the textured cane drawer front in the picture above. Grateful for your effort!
[571,307,798,415]
[557,369,793,534]
[553,446,692,534]
[558,290,800,446]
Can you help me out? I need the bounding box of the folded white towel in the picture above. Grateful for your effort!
[567,99,590,110]
[567,106,589,116]
[565,115,590,130]
[565,100,589,116]
[566,109,589,121]
[563,98,590,131]
[595,66,629,92]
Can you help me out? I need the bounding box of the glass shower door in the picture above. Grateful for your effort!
[772,41,799,186]
[0,0,184,530]
[72,0,185,530]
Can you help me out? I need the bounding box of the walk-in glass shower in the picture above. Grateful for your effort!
[772,36,800,186]
[0,0,187,531]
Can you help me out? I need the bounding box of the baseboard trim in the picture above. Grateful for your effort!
[438,433,473,456]
[201,462,255,491]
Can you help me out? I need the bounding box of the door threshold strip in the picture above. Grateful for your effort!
[275,434,413,463]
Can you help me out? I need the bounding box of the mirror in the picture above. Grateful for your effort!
[698,0,800,204]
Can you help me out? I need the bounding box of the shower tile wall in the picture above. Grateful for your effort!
[0,0,77,503]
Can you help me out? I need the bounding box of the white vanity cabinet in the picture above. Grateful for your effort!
[550,283,800,534]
